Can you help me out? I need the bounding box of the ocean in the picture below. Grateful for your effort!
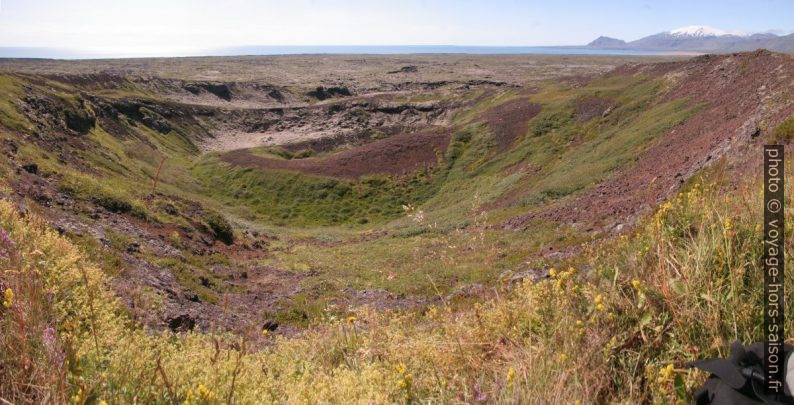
[0,45,663,60]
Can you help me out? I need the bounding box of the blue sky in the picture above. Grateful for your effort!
[0,0,791,55]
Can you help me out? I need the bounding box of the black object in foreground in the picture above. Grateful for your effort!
[689,341,794,404]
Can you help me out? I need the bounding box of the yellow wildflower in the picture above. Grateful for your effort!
[548,268,556,278]
[396,363,407,375]
[71,388,83,404]
[657,363,676,384]
[197,384,216,401]
[631,279,641,290]
[398,373,414,389]
[262,329,269,336]
[607,336,618,348]
[405,375,414,385]
[558,353,568,363]
[506,367,516,386]
[347,315,356,324]
[2,288,13,308]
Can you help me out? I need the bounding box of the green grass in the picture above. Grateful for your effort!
[0,75,32,132]
[191,156,443,227]
[441,76,699,213]
[247,146,295,160]
[451,90,520,126]
[262,220,587,298]
[770,115,794,143]
[519,98,697,207]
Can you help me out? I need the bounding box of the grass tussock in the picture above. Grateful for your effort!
[771,115,794,143]
[1,164,790,403]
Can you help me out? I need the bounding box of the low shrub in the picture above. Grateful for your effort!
[771,115,794,143]
[203,210,234,245]
[268,147,294,160]
[530,110,573,137]
[293,149,315,159]
[94,194,132,213]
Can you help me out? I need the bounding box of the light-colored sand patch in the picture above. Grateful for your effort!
[199,129,344,152]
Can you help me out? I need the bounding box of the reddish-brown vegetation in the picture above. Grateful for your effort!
[221,128,451,178]
[481,98,542,151]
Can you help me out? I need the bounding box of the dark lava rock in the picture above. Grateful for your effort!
[94,195,132,214]
[126,242,141,254]
[306,86,352,101]
[22,163,38,174]
[388,65,419,74]
[161,203,178,215]
[184,82,232,101]
[64,102,96,134]
[167,314,196,332]
[199,276,212,288]
[262,319,279,332]
[268,89,284,102]
[3,139,18,154]
[201,83,232,101]
[139,107,171,133]
[204,211,234,245]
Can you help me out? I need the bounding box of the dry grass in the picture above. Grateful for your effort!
[0,214,69,403]
[1,164,790,403]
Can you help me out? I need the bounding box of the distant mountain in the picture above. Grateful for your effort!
[668,25,736,37]
[587,25,794,53]
[586,36,627,48]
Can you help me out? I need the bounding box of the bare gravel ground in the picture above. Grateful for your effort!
[0,54,683,90]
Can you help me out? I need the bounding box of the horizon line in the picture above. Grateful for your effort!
[0,44,677,61]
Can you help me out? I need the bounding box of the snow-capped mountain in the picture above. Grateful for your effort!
[668,25,741,38]
[586,25,793,53]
